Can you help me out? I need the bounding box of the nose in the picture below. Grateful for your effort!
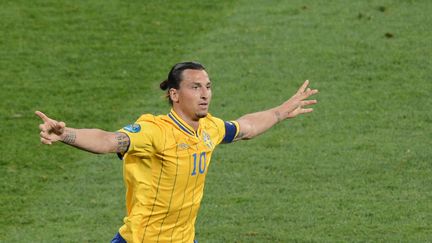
[200,87,210,99]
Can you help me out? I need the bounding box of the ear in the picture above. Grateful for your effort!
[169,88,179,103]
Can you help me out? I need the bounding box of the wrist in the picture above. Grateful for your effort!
[274,107,283,123]
[61,128,76,144]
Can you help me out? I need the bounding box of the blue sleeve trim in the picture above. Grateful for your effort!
[222,121,238,143]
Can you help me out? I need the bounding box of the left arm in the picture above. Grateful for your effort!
[234,80,318,141]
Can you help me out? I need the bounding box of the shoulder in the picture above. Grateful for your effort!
[203,113,223,123]
[201,113,224,128]
[136,114,158,123]
[121,113,167,136]
[135,114,170,127]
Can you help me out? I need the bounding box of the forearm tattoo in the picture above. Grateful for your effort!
[62,130,76,144]
[115,132,130,153]
[275,111,282,122]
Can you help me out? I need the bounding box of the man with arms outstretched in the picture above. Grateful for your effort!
[36,61,318,243]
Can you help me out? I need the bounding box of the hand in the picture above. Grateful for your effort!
[35,111,66,145]
[278,80,318,120]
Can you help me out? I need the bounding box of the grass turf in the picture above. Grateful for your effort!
[1,0,431,242]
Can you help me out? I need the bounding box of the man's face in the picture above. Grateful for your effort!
[170,69,212,121]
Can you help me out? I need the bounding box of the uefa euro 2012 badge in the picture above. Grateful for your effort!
[123,124,141,133]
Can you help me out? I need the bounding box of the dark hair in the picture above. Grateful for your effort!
[160,61,206,105]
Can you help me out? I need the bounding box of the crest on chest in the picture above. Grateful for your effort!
[202,131,214,150]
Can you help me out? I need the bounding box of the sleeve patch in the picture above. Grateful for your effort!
[123,124,141,133]
[222,121,238,143]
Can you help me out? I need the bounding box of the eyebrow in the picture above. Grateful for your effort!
[191,81,212,86]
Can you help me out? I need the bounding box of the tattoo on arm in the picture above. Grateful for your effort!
[115,132,130,153]
[62,130,76,144]
[275,111,282,122]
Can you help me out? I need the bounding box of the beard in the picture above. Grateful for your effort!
[194,110,208,120]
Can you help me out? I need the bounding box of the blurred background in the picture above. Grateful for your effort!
[1,0,431,242]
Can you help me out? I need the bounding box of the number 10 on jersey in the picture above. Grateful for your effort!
[191,152,207,176]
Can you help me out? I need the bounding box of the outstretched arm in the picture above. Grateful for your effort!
[234,80,318,141]
[35,111,129,154]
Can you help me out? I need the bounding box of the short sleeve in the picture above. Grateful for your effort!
[117,114,161,159]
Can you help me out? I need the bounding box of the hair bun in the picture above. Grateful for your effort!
[160,80,169,90]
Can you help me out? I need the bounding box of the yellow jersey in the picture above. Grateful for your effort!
[117,109,239,243]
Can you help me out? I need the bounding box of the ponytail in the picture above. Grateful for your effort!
[160,79,169,91]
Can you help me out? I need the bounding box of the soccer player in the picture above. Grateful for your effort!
[36,61,318,243]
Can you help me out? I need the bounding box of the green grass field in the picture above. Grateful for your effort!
[1,0,431,242]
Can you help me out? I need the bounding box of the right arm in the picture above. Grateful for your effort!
[233,80,318,141]
[35,111,129,154]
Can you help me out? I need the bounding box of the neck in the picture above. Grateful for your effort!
[172,107,200,131]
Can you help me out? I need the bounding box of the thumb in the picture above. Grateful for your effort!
[54,121,66,135]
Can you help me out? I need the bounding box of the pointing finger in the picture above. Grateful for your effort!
[35,111,50,122]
